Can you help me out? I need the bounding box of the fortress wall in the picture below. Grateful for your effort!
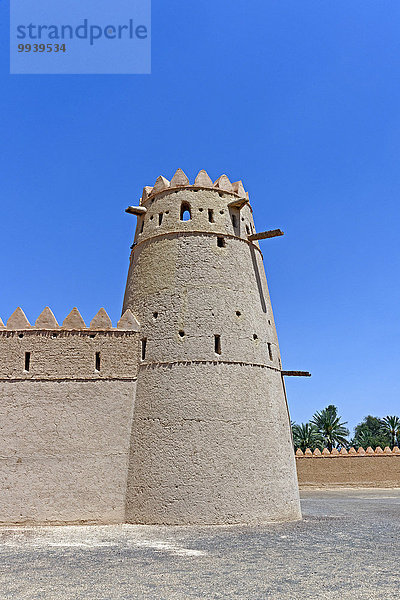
[0,330,138,379]
[296,453,400,489]
[0,329,139,525]
[0,380,136,525]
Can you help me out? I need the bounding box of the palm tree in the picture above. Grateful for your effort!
[381,416,400,449]
[351,415,391,450]
[311,405,349,451]
[292,422,323,452]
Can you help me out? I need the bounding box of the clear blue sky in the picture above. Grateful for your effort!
[1,1,399,434]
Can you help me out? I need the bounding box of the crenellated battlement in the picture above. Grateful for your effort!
[125,169,262,250]
[296,446,400,489]
[1,306,140,331]
[0,307,140,381]
[134,168,249,204]
[296,446,400,457]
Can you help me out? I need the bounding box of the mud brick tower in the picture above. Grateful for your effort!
[123,168,302,525]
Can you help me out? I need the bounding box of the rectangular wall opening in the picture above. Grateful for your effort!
[24,352,30,372]
[214,335,221,355]
[158,213,163,226]
[267,342,273,361]
[208,209,214,223]
[141,338,147,361]
[217,236,226,248]
[95,352,101,371]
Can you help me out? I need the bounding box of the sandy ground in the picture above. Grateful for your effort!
[0,488,399,599]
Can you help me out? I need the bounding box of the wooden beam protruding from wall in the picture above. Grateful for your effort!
[248,229,284,241]
[282,371,311,377]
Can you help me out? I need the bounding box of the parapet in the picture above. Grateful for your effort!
[134,168,249,204]
[1,307,140,331]
[296,446,400,457]
[0,307,141,380]
[296,446,400,489]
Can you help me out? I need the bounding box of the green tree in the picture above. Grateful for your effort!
[292,422,323,452]
[351,415,390,450]
[381,416,400,449]
[311,405,349,451]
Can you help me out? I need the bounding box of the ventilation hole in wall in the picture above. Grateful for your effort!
[140,219,144,233]
[178,330,185,337]
[217,236,226,248]
[267,342,273,361]
[219,210,224,214]
[236,311,241,317]
[158,213,163,226]
[153,311,159,319]
[199,208,203,212]
[24,352,30,372]
[214,335,221,355]
[165,210,169,214]
[268,319,271,325]
[141,338,147,360]
[253,334,258,340]
[241,217,245,221]
[89,334,96,339]
[180,202,191,221]
[51,333,58,339]
[18,334,24,339]
[208,209,214,223]
[95,352,101,371]
[218,192,224,198]
[231,214,237,228]
[150,215,153,220]
[246,225,250,235]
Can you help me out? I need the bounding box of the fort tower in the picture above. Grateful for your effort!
[123,169,302,525]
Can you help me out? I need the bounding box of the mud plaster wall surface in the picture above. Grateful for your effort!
[0,380,136,524]
[296,456,400,488]
[0,331,139,379]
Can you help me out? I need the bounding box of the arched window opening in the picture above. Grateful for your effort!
[180,202,191,221]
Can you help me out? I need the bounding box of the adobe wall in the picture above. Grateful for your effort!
[0,309,140,525]
[123,172,301,525]
[0,380,136,524]
[296,449,400,489]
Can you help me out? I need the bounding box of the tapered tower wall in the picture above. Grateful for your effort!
[123,175,301,524]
